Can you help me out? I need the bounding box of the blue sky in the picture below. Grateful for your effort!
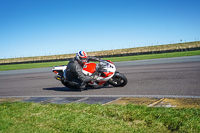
[0,0,199,59]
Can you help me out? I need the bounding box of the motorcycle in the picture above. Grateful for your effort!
[52,60,127,89]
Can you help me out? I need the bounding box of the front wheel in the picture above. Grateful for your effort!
[108,72,127,87]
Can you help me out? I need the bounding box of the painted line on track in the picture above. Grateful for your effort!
[1,95,200,99]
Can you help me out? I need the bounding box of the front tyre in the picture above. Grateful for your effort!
[108,72,127,87]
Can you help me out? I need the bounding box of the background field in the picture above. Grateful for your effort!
[1,41,200,64]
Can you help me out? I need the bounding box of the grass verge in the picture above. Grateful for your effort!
[0,102,200,133]
[0,50,200,71]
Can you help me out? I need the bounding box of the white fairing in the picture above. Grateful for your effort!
[100,61,116,81]
[52,65,67,72]
[82,70,93,76]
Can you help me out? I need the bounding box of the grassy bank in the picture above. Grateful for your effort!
[0,102,199,133]
[0,50,200,71]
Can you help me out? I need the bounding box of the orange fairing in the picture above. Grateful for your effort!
[83,63,97,73]
[102,72,114,78]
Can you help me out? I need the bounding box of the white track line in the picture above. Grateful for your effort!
[1,95,200,99]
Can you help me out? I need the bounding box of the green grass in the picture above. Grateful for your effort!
[0,61,69,71]
[103,50,200,62]
[0,102,200,133]
[0,50,200,71]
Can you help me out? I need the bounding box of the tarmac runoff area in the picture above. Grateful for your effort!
[0,97,200,108]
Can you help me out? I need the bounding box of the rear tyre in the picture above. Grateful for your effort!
[61,79,83,91]
[108,72,127,87]
[61,80,69,87]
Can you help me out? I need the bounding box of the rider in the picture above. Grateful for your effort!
[64,51,102,90]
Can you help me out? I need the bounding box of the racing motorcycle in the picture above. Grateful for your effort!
[52,60,127,89]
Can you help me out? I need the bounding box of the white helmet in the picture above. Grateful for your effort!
[76,51,88,64]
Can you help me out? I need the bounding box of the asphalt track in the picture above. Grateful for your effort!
[0,55,200,100]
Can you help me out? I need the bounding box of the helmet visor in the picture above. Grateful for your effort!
[80,57,88,63]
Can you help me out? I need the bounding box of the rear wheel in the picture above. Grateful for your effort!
[61,79,83,91]
[61,80,69,87]
[108,72,127,87]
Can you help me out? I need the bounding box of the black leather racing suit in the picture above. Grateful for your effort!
[65,56,101,89]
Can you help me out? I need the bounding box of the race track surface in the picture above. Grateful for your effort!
[0,56,200,98]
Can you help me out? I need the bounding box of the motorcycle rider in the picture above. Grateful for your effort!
[64,51,102,90]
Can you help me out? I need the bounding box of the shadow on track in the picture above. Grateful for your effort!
[43,87,81,92]
[43,86,112,92]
